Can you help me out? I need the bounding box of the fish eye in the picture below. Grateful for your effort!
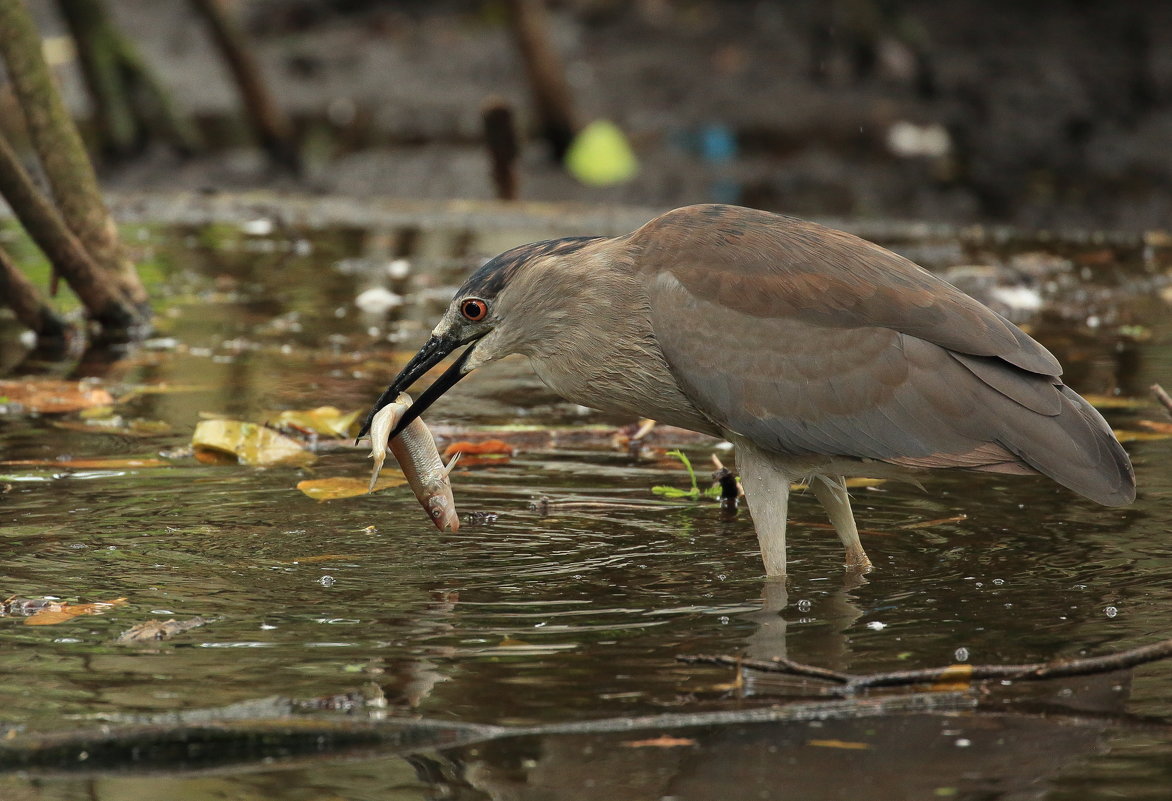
[460,297,489,322]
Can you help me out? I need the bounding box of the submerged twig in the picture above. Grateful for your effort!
[680,638,1172,696]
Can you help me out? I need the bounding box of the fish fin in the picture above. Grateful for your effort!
[442,451,462,477]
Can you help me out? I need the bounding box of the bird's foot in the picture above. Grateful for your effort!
[844,545,873,572]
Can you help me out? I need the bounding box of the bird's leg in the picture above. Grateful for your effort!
[810,475,872,570]
[734,440,791,576]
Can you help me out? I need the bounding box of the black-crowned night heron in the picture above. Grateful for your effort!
[360,204,1135,575]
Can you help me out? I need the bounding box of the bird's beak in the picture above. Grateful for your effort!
[357,334,480,441]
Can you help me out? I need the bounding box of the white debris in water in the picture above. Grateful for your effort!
[387,258,411,279]
[240,217,273,236]
[886,121,952,158]
[989,285,1043,313]
[355,287,403,313]
[955,738,972,748]
[866,621,887,631]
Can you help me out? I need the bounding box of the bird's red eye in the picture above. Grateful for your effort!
[460,298,488,322]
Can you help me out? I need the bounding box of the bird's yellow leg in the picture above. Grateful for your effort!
[734,440,791,577]
[811,474,872,570]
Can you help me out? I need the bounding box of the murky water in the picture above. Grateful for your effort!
[0,206,1170,799]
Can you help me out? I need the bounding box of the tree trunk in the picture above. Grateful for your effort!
[0,245,72,342]
[57,0,202,159]
[0,0,148,309]
[0,132,144,333]
[189,0,301,174]
[505,0,579,162]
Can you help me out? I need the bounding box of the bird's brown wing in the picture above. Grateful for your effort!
[636,206,1134,505]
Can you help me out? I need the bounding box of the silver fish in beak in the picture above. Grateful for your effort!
[368,392,460,532]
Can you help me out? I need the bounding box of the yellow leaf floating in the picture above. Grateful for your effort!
[296,473,407,501]
[192,419,314,467]
[270,406,361,438]
[930,663,975,692]
[564,120,638,186]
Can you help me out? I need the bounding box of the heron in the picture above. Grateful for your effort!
[359,204,1135,575]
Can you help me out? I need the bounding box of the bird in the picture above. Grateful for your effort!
[359,204,1135,576]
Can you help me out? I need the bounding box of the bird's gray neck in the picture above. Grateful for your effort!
[520,258,720,435]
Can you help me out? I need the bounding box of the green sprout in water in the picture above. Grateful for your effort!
[652,449,722,500]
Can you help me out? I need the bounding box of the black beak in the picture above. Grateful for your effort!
[357,334,478,441]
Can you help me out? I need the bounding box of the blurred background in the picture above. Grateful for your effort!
[10,0,1172,231]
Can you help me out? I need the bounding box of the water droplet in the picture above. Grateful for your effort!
[718,616,730,625]
[954,647,969,662]
[1105,606,1118,618]
[318,575,336,587]
[797,599,812,612]
[992,578,1005,586]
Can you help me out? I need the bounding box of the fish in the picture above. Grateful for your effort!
[368,392,460,532]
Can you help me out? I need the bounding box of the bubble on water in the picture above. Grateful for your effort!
[954,647,969,662]
[797,599,812,612]
[992,578,1005,586]
[718,616,730,625]
[1105,606,1118,618]
[319,575,336,587]
[867,621,887,631]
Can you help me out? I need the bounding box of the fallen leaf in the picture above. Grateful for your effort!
[117,617,209,643]
[930,663,974,692]
[269,406,361,438]
[22,597,127,626]
[296,473,407,501]
[806,739,872,750]
[0,458,169,469]
[193,419,314,467]
[623,735,697,748]
[443,440,514,458]
[0,379,114,414]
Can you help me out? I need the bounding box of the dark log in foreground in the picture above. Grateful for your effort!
[57,0,202,160]
[0,246,72,341]
[482,98,520,200]
[190,0,301,174]
[0,133,144,332]
[505,0,579,161]
[0,0,148,309]
[680,637,1172,696]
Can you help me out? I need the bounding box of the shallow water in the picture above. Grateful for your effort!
[0,207,1170,799]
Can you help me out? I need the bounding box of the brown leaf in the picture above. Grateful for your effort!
[443,439,514,458]
[23,597,127,626]
[0,379,114,414]
[623,735,698,748]
[296,473,407,501]
[117,617,209,643]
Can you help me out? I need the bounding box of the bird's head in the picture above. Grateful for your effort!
[357,236,607,441]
